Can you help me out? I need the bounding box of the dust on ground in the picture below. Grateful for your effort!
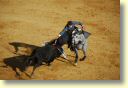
[0,0,120,80]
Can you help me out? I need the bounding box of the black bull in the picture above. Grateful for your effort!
[25,39,64,77]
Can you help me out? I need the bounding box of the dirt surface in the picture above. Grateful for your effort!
[0,0,120,80]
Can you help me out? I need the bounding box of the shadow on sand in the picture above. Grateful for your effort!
[1,42,69,79]
[1,42,41,79]
[9,42,40,54]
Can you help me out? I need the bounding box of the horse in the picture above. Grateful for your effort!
[55,28,91,66]
[71,29,91,65]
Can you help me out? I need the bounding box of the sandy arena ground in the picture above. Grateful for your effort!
[0,0,120,80]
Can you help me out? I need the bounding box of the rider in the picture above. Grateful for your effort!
[59,21,86,47]
[58,21,86,51]
[59,21,85,37]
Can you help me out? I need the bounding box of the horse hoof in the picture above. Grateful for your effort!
[74,63,77,66]
[80,58,84,61]
[80,56,86,61]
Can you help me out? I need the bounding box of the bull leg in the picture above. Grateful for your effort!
[74,48,78,66]
[13,67,20,78]
[47,56,53,66]
[30,64,39,77]
[30,57,41,77]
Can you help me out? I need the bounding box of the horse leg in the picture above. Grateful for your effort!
[74,48,78,66]
[80,45,87,61]
[80,51,86,61]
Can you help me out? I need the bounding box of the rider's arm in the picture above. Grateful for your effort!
[70,21,85,30]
